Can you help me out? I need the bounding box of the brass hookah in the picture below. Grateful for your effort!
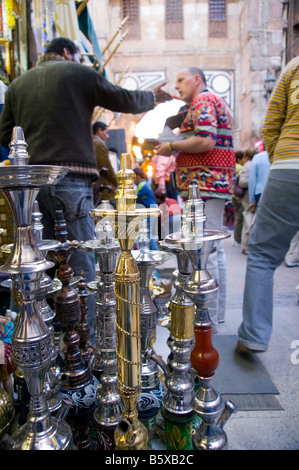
[80,214,123,450]
[91,153,160,450]
[0,126,74,450]
[166,183,237,450]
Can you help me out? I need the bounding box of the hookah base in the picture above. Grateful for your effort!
[140,415,157,441]
[94,422,118,451]
[114,417,149,450]
[10,417,74,450]
[161,407,201,451]
[138,384,165,440]
[192,422,228,451]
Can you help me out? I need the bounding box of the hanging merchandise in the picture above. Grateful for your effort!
[5,0,22,30]
[54,0,81,43]
[76,1,103,69]
[43,0,55,48]
[31,0,44,29]
[30,0,55,54]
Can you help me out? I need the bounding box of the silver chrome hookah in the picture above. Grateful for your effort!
[82,208,123,450]
[165,183,237,450]
[49,209,98,450]
[31,200,66,414]
[132,219,172,438]
[159,205,198,450]
[0,127,74,450]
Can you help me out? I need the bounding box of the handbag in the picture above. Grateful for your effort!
[233,176,245,198]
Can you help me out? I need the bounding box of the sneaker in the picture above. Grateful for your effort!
[285,261,299,267]
[235,341,265,355]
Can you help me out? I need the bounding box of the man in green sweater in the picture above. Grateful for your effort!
[237,56,299,355]
[0,37,171,343]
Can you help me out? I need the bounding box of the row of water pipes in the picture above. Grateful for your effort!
[0,127,236,451]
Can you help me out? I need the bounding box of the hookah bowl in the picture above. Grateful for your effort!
[91,153,160,450]
[51,210,98,450]
[80,216,123,450]
[0,126,74,450]
[158,238,197,450]
[132,222,172,439]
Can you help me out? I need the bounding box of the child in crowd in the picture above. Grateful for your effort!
[133,167,158,209]
[133,167,159,250]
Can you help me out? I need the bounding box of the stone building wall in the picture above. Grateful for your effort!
[88,0,285,153]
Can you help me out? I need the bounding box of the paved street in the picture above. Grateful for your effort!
[155,230,299,450]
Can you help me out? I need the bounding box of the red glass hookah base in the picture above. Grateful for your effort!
[190,325,219,378]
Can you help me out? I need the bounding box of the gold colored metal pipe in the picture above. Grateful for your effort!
[90,153,160,450]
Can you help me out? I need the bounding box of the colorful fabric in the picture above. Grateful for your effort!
[152,154,176,186]
[176,149,235,199]
[176,90,235,199]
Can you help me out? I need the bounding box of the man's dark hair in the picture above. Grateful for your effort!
[92,121,108,135]
[188,67,207,86]
[46,37,78,56]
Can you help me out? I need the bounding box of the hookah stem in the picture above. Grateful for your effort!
[115,249,142,418]
[112,152,152,449]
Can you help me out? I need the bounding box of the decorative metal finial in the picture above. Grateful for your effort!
[182,182,206,242]
[8,126,30,166]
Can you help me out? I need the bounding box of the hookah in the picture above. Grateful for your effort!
[0,126,74,450]
[80,212,123,450]
[0,281,30,427]
[82,207,120,381]
[166,183,237,450]
[132,219,172,439]
[159,211,198,450]
[50,210,99,450]
[77,270,92,367]
[91,153,160,450]
[31,200,67,414]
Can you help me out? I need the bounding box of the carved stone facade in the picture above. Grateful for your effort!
[88,0,286,152]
